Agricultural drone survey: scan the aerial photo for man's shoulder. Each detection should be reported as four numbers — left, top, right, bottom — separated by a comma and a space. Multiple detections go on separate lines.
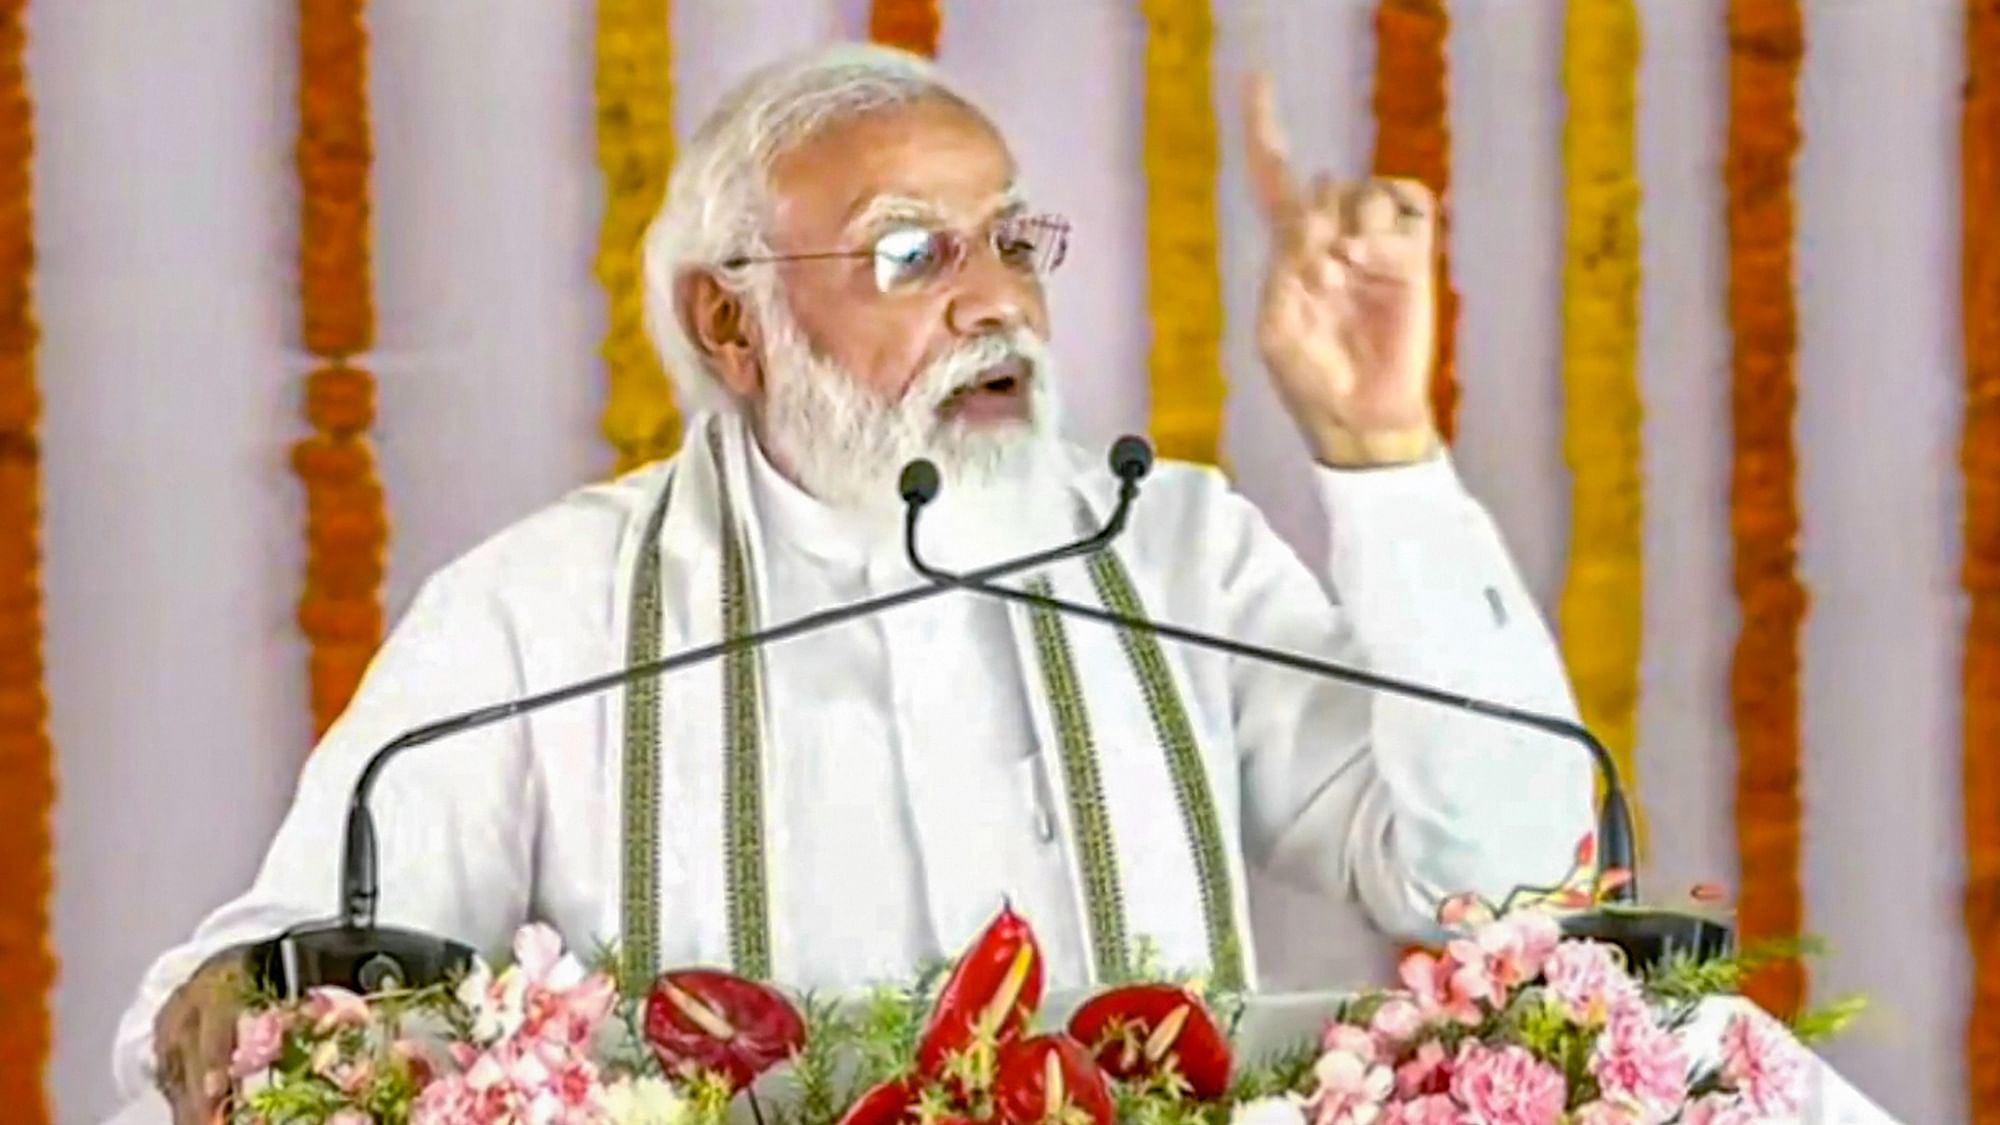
420, 457, 678, 603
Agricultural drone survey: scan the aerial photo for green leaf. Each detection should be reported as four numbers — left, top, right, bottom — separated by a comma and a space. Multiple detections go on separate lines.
1790, 993, 1868, 1046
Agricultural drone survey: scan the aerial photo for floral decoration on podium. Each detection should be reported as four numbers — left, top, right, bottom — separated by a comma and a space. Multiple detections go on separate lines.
221, 837, 1861, 1125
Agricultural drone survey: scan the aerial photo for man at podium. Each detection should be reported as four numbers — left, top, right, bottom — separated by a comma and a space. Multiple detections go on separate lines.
122, 44, 1591, 1123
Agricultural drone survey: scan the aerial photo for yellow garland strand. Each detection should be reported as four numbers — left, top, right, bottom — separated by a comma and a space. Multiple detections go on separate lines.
0, 1, 53, 1117
1962, 0, 2000, 1115
595, 0, 679, 473
1555, 0, 1646, 845
1141, 0, 1225, 465
1726, 0, 1807, 1019
294, 0, 386, 739
870, 0, 940, 56
1369, 0, 1459, 441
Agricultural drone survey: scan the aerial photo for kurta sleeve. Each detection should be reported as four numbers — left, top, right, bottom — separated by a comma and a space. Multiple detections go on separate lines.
111, 569, 540, 1097
1229, 453, 1593, 943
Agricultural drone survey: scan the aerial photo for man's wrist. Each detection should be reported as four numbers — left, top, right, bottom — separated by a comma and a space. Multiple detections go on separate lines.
1305, 419, 1442, 468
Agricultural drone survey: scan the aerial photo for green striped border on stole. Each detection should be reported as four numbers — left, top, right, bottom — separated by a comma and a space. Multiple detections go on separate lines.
1086, 552, 1246, 991
712, 425, 772, 979
1024, 576, 1131, 982
619, 474, 675, 983
618, 425, 773, 982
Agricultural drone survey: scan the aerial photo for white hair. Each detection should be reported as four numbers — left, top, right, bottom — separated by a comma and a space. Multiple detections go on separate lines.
639, 43, 983, 417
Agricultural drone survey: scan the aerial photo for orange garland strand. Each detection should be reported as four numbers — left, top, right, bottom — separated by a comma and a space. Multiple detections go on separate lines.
1370, 0, 1458, 441
1963, 0, 2000, 1115
869, 0, 940, 57
0, 2, 53, 1118
293, 0, 386, 739
1725, 0, 1807, 1019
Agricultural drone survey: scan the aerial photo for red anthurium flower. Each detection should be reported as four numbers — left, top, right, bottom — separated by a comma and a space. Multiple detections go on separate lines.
915, 904, 1045, 1077
1066, 984, 1231, 1100
642, 969, 806, 1093
993, 1035, 1115, 1125
834, 1076, 917, 1125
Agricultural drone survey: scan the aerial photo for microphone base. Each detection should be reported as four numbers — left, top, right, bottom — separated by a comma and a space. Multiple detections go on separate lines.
249, 924, 477, 1000
1558, 908, 1734, 973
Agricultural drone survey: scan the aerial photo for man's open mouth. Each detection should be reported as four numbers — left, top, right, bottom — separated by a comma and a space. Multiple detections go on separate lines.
941, 357, 1034, 421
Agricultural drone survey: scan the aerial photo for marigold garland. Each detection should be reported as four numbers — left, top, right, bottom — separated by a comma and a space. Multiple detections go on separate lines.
294, 0, 387, 739
1555, 0, 1646, 846
1370, 0, 1458, 441
1724, 0, 1807, 1019
595, 0, 679, 473
1962, 0, 2000, 1115
1141, 0, 1225, 464
869, 0, 939, 56
0, 2, 51, 1117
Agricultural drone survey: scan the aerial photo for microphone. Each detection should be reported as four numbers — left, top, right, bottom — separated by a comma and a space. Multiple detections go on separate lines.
249, 441, 1154, 998
902, 452, 1731, 970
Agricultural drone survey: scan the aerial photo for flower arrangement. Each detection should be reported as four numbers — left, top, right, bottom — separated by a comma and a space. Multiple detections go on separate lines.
225, 865, 1859, 1125
1245, 912, 1833, 1125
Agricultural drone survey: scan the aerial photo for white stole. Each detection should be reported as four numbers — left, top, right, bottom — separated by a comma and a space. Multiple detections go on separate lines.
605, 413, 1258, 991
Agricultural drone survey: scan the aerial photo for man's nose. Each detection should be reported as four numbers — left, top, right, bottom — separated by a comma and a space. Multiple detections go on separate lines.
944, 245, 1032, 337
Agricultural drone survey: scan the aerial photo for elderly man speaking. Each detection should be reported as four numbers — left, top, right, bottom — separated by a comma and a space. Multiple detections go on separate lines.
123, 43, 1590, 1122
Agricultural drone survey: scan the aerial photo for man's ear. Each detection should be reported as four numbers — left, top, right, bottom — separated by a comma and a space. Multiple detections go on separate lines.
675, 269, 763, 399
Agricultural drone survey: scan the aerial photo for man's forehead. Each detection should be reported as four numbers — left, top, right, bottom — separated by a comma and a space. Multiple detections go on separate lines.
844, 185, 1025, 229
767, 99, 1019, 236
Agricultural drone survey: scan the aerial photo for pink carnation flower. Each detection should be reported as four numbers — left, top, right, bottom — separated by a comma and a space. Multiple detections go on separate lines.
1448, 1043, 1566, 1125
228, 1009, 287, 1078
1589, 1005, 1688, 1121
1719, 1011, 1807, 1117
1542, 940, 1640, 1026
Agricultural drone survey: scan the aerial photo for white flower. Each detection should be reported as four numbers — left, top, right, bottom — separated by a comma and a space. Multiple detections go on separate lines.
513, 921, 589, 992
1230, 1094, 1308, 1125
457, 956, 530, 1045
601, 1076, 689, 1125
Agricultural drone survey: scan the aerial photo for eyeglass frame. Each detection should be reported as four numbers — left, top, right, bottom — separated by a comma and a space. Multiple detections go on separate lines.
717, 209, 1071, 295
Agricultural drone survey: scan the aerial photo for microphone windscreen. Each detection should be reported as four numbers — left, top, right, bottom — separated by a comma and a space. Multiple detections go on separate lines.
1109, 436, 1154, 482
899, 459, 942, 505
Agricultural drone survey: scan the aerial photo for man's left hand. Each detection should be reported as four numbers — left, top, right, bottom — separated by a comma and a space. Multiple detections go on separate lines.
1242, 73, 1441, 468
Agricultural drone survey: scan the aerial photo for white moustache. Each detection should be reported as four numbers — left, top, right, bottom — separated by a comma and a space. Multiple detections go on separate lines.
910, 331, 1049, 412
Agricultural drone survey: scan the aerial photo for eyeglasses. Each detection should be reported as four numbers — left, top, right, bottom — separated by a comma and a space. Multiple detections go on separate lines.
721, 212, 1071, 294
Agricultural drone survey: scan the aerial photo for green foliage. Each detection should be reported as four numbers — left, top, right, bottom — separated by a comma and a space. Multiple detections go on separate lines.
783, 994, 857, 1125
1790, 992, 1868, 1046
1221, 1040, 1317, 1104
1643, 935, 1824, 1004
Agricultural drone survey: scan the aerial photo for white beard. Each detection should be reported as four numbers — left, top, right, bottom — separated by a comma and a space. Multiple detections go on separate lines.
751, 292, 1062, 513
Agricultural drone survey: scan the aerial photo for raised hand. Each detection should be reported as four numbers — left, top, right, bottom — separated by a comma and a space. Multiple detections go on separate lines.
1243, 72, 1441, 466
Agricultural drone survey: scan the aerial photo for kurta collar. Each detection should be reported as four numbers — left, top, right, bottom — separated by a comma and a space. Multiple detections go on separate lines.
742, 425, 899, 569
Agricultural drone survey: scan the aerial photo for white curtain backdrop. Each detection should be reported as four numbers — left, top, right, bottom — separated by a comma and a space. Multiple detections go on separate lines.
30, 1, 1971, 1121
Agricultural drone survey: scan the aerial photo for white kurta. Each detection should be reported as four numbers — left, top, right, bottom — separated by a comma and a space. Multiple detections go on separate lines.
112, 415, 1591, 1096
